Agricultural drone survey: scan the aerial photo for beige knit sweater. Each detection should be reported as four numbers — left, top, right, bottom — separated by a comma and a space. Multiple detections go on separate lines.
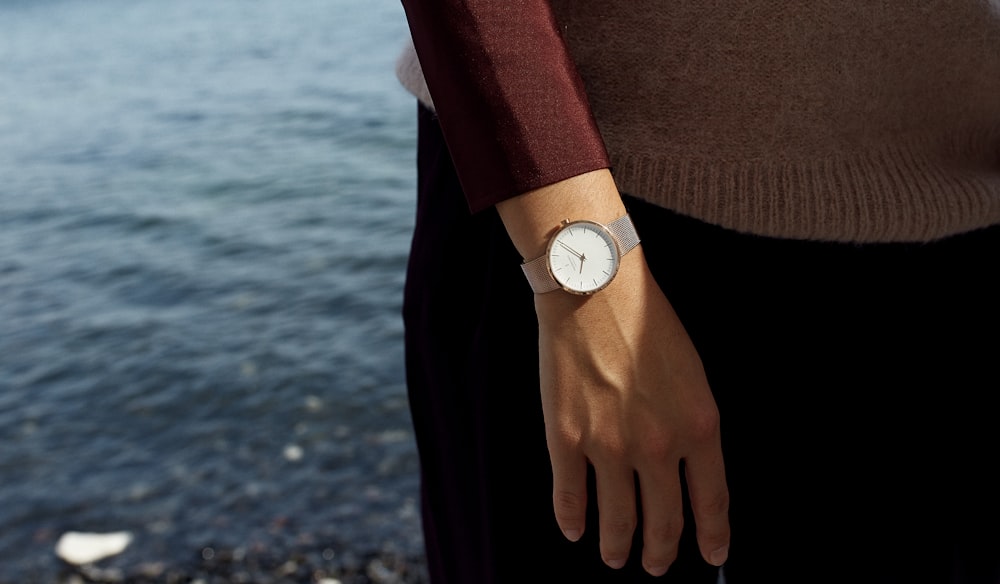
399, 1, 1000, 243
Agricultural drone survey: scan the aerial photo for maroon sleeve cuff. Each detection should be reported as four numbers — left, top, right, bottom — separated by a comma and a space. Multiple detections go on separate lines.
401, 0, 611, 213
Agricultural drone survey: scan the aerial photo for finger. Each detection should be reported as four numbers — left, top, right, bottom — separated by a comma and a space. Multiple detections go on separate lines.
684, 441, 731, 567
547, 435, 589, 542
594, 461, 638, 569
637, 464, 684, 577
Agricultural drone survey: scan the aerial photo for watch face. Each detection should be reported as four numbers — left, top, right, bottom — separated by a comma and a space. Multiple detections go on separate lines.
546, 221, 621, 294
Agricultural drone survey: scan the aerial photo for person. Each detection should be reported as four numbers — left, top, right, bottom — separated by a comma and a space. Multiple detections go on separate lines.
396, 2, 1000, 582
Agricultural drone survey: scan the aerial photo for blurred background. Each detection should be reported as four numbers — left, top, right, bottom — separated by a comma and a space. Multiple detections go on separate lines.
0, 0, 421, 581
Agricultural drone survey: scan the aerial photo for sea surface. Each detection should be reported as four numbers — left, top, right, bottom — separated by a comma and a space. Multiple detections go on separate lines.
0, 0, 421, 580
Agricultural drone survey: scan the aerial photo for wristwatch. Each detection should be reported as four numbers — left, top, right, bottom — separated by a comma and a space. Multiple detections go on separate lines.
520, 214, 640, 294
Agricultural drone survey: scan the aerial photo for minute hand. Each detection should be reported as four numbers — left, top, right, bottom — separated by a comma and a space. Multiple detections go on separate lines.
558, 241, 584, 259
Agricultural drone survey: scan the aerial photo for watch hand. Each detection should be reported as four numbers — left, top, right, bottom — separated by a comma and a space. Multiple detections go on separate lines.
579, 253, 586, 273
558, 241, 584, 259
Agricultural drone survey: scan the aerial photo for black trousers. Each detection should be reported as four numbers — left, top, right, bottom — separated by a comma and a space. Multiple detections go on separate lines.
403, 105, 1000, 584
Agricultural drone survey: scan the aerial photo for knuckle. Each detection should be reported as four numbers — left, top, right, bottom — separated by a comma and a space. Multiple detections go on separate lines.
550, 422, 583, 447
638, 430, 673, 462
688, 405, 721, 442
603, 516, 637, 539
589, 433, 627, 461
645, 518, 683, 544
553, 488, 586, 520
698, 488, 730, 517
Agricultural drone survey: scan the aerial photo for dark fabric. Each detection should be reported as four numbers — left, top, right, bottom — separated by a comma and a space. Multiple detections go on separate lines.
403, 105, 1000, 584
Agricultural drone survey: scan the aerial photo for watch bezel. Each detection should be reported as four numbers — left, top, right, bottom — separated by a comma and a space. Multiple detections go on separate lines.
544, 219, 623, 295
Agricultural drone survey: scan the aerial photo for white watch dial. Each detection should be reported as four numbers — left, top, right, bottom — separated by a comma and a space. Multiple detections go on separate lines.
546, 221, 621, 294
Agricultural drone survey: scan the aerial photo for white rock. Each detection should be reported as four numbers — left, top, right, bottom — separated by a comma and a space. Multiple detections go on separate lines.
56, 531, 133, 565
304, 395, 323, 412
283, 444, 304, 461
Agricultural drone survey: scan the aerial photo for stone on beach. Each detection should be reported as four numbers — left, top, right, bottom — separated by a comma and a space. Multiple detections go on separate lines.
55, 531, 133, 565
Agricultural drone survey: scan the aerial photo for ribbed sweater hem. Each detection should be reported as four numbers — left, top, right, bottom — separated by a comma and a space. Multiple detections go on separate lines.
611, 127, 1000, 243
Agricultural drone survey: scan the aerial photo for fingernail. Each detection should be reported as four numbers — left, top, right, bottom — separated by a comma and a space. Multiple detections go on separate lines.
563, 528, 582, 542
605, 558, 627, 570
709, 545, 729, 566
644, 564, 669, 577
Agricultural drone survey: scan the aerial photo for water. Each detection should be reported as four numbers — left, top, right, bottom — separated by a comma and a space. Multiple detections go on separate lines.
0, 0, 420, 580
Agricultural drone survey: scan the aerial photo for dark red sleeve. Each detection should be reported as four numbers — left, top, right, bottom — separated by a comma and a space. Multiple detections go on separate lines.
400, 0, 611, 213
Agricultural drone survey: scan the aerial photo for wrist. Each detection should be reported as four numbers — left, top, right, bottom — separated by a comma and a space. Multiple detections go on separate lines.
521, 214, 639, 294
533, 248, 650, 323
496, 169, 625, 260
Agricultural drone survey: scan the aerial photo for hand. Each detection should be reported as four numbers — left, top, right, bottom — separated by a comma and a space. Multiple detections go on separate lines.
495, 169, 729, 575
535, 249, 730, 576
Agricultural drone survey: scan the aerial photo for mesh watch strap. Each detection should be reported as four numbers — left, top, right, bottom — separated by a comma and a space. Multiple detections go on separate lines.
520, 214, 640, 294
521, 254, 563, 294
607, 214, 640, 256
